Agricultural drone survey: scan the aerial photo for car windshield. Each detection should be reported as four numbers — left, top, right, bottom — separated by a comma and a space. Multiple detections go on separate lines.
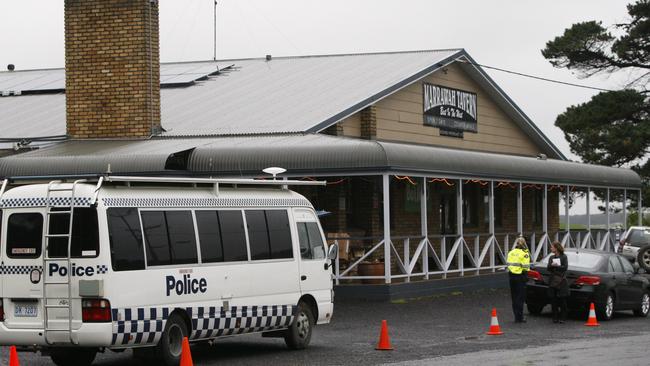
540, 251, 603, 271
627, 229, 650, 246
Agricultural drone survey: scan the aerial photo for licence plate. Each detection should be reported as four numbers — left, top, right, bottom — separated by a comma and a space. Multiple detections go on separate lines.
14, 304, 38, 318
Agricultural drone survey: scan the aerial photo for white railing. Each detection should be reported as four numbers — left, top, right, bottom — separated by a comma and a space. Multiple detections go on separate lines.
330, 232, 526, 284
330, 229, 622, 284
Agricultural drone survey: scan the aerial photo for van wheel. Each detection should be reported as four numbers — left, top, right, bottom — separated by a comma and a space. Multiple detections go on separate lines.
50, 347, 97, 366
157, 313, 189, 366
284, 302, 314, 350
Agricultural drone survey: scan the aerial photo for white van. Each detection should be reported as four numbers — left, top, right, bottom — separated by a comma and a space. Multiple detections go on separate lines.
0, 176, 337, 366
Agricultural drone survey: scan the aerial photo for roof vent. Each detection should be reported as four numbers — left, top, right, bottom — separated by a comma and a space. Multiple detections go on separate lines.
7, 64, 15, 71
265, 54, 272, 61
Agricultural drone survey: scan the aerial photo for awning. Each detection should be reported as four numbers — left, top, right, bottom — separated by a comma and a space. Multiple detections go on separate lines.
0, 134, 641, 189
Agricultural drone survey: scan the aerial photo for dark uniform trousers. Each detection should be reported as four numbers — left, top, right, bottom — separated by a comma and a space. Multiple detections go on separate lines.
509, 272, 527, 321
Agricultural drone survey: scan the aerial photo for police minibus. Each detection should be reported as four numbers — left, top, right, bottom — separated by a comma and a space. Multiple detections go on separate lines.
0, 175, 337, 366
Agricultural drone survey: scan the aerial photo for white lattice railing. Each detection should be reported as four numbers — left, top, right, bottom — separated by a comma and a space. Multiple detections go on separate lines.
329, 230, 622, 285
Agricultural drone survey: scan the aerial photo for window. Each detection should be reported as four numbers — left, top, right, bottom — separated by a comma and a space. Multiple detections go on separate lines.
7, 213, 43, 258
219, 211, 249, 262
196, 211, 224, 263
47, 208, 99, 258
609, 256, 623, 273
618, 256, 635, 274
246, 210, 271, 260
246, 210, 293, 261
265, 210, 293, 259
196, 210, 248, 263
107, 207, 145, 271
141, 211, 198, 266
298, 222, 326, 260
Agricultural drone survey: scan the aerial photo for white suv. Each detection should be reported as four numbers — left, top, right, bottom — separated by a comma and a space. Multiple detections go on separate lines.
619, 226, 650, 270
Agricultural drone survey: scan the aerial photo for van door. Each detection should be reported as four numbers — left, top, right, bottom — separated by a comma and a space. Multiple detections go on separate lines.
293, 209, 331, 319
1, 210, 45, 330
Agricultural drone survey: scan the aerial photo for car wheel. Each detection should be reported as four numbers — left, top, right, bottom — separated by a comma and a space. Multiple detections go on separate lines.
597, 293, 615, 321
633, 292, 650, 317
157, 313, 189, 366
50, 347, 97, 366
637, 246, 650, 272
284, 302, 314, 350
526, 303, 544, 315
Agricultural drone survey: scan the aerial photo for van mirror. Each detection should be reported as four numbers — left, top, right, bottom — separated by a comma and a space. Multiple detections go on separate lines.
327, 243, 338, 261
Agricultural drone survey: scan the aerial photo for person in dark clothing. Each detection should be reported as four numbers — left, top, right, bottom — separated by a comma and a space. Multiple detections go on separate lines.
547, 241, 569, 323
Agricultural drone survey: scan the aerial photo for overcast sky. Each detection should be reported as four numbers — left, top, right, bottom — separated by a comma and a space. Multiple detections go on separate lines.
0, 0, 635, 213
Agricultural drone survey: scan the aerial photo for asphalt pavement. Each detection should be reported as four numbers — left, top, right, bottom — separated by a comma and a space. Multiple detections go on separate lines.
3, 288, 649, 365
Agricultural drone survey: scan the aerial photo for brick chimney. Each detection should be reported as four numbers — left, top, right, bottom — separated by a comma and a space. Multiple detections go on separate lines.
64, 0, 161, 139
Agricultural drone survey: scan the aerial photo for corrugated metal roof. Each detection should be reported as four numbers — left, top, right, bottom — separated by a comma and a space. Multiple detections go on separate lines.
0, 49, 564, 159
0, 134, 640, 188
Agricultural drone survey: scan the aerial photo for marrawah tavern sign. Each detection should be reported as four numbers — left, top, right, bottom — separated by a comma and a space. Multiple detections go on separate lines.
423, 83, 478, 138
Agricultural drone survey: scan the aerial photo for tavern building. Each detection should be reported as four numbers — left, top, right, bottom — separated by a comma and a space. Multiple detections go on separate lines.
0, 0, 642, 300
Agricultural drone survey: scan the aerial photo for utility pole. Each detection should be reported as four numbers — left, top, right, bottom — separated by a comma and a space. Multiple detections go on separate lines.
213, 1, 218, 61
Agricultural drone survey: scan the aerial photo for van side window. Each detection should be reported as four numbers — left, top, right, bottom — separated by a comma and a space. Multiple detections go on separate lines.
196, 210, 248, 263
265, 210, 293, 259
7, 213, 43, 258
47, 207, 99, 258
246, 210, 271, 260
107, 207, 145, 271
297, 222, 326, 260
246, 210, 293, 260
141, 211, 198, 266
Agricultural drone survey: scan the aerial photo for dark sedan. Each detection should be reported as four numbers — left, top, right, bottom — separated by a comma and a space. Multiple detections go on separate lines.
526, 249, 650, 320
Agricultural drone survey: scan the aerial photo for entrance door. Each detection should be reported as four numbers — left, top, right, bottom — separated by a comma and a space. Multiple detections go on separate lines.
293, 209, 330, 317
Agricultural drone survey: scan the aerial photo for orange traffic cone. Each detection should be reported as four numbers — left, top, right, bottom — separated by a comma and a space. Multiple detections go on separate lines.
375, 320, 393, 350
585, 303, 600, 327
180, 337, 193, 366
9, 345, 19, 366
486, 308, 504, 335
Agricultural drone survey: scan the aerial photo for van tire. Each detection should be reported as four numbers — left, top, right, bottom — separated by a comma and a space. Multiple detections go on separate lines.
157, 313, 189, 366
50, 347, 97, 366
284, 302, 314, 350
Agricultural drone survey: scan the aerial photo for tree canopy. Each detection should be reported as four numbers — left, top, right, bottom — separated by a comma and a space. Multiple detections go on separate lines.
542, 0, 650, 207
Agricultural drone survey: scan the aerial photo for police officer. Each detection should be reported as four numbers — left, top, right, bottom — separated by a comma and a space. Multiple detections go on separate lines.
507, 236, 530, 323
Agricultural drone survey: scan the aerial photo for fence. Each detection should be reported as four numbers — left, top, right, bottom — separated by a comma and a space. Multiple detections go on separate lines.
329, 229, 621, 285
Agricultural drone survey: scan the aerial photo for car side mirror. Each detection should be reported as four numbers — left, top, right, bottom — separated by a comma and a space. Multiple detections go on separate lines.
327, 243, 339, 261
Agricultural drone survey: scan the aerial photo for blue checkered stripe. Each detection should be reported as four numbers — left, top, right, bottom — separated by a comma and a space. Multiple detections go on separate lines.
0, 197, 91, 208
191, 305, 296, 340
111, 304, 296, 346
102, 197, 311, 208
0, 264, 42, 275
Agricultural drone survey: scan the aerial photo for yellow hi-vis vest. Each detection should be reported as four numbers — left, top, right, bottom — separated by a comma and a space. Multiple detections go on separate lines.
507, 248, 530, 275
